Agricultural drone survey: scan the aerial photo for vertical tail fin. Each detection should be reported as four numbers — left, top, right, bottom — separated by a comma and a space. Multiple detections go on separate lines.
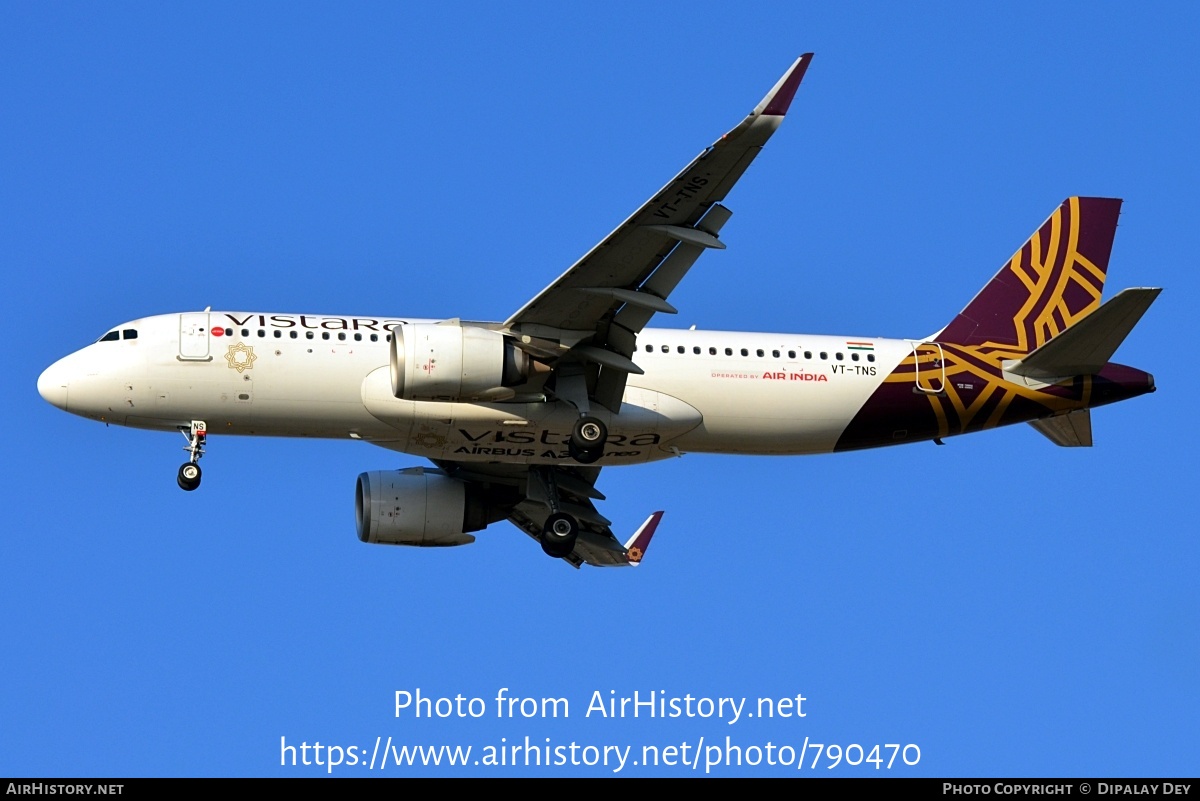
938, 197, 1122, 355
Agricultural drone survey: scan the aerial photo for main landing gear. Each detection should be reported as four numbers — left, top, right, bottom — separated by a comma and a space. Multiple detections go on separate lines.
568, 415, 607, 464
534, 466, 580, 558
540, 512, 579, 559
177, 420, 206, 491
550, 367, 609, 465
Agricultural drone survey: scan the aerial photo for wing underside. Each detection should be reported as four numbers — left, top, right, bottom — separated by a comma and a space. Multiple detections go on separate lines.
503, 54, 814, 415
432, 56, 814, 566
434, 459, 653, 568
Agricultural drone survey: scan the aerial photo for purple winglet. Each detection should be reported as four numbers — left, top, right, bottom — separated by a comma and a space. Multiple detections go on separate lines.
762, 53, 813, 116
624, 511, 664, 565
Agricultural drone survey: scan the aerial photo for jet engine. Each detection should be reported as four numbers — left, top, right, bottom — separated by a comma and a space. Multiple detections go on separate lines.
390, 322, 532, 401
355, 467, 506, 547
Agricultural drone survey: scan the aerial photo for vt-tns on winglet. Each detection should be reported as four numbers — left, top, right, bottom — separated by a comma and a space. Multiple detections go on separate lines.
36, 54, 1159, 568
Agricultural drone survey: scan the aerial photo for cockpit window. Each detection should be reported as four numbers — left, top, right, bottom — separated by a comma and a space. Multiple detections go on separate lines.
97, 330, 119, 343
122, 329, 138, 340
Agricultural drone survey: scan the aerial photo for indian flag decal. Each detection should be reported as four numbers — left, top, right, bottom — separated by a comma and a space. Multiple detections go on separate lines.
846, 341, 874, 351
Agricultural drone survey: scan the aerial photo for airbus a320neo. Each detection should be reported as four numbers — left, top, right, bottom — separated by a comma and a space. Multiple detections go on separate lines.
38, 55, 1159, 567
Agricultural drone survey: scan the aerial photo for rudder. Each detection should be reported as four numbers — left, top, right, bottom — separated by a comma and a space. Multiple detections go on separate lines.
938, 197, 1122, 356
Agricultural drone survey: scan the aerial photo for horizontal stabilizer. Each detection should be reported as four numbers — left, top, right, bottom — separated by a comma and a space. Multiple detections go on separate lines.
1007, 287, 1161, 381
1029, 410, 1093, 447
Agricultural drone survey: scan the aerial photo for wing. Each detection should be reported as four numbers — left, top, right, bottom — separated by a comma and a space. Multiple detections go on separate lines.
428, 57, 812, 565
434, 460, 662, 568
503, 54, 813, 413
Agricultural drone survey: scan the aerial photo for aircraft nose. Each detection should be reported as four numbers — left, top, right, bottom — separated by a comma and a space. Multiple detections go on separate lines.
37, 361, 69, 410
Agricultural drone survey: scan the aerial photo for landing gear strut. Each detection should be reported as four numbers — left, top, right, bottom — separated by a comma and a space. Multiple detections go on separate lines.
177, 420, 206, 491
533, 467, 580, 558
569, 416, 607, 464
551, 367, 609, 465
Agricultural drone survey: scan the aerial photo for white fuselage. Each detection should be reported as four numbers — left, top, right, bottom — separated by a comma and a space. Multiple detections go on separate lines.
38, 311, 909, 466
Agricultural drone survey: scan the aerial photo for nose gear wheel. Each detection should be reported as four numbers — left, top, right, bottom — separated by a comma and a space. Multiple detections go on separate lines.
177, 420, 207, 491
177, 462, 202, 491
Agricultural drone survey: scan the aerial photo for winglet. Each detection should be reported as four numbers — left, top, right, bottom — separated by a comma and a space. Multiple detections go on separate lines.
754, 54, 814, 117
621, 511, 664, 567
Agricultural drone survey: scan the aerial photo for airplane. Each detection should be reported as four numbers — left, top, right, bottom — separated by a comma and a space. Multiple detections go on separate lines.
36, 54, 1160, 568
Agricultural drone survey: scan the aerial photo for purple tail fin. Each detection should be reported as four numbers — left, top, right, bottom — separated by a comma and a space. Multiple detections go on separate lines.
938, 197, 1122, 355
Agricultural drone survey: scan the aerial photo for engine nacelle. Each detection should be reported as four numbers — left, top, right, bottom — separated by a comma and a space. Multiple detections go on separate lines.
390, 322, 530, 401
356, 467, 484, 547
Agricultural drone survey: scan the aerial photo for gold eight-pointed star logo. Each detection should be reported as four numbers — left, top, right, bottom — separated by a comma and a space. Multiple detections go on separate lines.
224, 342, 257, 373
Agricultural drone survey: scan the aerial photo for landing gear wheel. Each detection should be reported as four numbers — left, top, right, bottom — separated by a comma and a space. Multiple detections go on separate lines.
568, 440, 602, 464
570, 416, 607, 452
540, 512, 579, 558
178, 421, 207, 491
177, 462, 202, 491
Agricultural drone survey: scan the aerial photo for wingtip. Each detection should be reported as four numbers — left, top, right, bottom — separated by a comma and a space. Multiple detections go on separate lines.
760, 53, 813, 117
623, 510, 664, 565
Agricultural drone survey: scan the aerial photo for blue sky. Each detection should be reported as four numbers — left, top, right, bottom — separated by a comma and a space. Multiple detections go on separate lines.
3, 3, 1197, 777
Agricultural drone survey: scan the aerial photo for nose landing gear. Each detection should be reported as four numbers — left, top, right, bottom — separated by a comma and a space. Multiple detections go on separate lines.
177, 462, 202, 491
177, 420, 206, 491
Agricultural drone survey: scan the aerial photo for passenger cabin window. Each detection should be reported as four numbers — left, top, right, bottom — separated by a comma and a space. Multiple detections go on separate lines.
677, 346, 684, 354
804, 351, 812, 359
788, 350, 796, 359
756, 349, 764, 357
98, 330, 119, 343
306, 331, 314, 340
693, 346, 701, 354
290, 331, 298, 339
820, 352, 828, 360
725, 347, 732, 356
274, 330, 282, 338
709, 347, 717, 355
354, 333, 362, 342
836, 352, 843, 361
257, 330, 265, 338
867, 354, 875, 362
661, 345, 669, 353
242, 329, 249, 337
322, 332, 330, 340
338, 333, 346, 341
851, 353, 860, 361
122, 329, 138, 340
